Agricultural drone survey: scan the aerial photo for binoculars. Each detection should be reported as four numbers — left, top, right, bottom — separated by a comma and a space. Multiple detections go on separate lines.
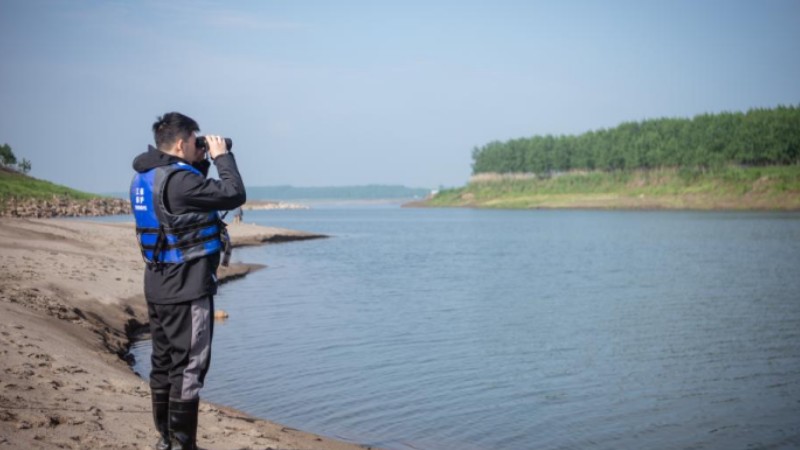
196, 136, 233, 151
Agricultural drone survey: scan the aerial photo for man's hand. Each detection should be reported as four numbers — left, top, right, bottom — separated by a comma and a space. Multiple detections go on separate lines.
206, 135, 227, 160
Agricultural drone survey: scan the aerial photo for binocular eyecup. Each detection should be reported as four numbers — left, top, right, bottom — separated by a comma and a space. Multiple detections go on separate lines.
196, 137, 233, 151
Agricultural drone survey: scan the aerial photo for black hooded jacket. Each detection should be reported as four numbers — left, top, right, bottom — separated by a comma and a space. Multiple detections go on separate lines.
131, 145, 246, 304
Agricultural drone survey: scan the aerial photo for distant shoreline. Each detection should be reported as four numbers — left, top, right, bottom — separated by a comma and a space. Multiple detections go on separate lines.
243, 199, 310, 210
407, 192, 800, 211
412, 167, 800, 211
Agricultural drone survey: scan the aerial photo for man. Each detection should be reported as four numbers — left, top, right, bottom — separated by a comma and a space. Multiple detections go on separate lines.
130, 112, 246, 450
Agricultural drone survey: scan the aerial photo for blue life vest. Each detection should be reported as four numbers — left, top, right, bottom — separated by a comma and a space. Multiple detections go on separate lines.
130, 162, 227, 265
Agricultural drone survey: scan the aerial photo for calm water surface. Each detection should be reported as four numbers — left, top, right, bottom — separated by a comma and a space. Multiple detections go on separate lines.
129, 207, 800, 449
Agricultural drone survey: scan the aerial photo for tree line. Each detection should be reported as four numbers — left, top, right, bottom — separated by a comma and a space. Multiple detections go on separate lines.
471, 105, 800, 175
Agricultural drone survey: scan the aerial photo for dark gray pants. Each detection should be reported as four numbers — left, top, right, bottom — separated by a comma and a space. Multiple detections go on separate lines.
148, 296, 214, 400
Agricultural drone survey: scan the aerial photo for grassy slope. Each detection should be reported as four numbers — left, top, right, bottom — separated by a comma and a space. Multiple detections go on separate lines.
425, 166, 800, 210
0, 168, 98, 201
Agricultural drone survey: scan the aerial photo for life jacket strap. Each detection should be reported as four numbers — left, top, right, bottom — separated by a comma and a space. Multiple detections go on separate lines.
135, 218, 219, 235
219, 220, 232, 267
151, 224, 166, 265
139, 232, 221, 251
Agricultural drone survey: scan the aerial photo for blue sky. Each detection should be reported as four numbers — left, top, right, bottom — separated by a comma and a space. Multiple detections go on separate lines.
1, 0, 798, 193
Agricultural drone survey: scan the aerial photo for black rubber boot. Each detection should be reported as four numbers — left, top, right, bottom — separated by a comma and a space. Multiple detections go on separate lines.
151, 389, 171, 450
169, 398, 200, 450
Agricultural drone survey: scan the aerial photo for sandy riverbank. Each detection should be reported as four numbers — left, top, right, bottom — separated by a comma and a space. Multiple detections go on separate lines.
0, 218, 373, 449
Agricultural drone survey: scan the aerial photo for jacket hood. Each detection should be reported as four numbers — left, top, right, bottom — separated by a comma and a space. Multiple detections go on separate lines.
132, 145, 210, 176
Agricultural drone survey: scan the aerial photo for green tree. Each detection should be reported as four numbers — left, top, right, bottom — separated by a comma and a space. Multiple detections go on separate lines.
18, 158, 32, 174
0, 143, 17, 167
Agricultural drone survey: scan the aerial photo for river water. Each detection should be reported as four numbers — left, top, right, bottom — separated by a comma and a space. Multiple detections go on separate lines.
129, 206, 800, 449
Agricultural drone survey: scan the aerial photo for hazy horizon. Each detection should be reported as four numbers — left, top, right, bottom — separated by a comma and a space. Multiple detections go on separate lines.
101, 183, 432, 201
2, 1, 799, 193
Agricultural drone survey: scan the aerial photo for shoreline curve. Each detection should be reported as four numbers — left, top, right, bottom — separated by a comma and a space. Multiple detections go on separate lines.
0, 217, 375, 450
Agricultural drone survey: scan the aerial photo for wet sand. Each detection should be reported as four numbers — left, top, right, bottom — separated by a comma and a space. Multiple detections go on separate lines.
0, 218, 373, 449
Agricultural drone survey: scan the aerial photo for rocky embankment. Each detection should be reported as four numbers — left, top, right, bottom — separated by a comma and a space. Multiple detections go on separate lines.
1, 196, 131, 218
0, 196, 313, 218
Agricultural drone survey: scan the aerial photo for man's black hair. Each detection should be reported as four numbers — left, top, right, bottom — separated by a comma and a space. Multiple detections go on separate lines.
152, 112, 200, 151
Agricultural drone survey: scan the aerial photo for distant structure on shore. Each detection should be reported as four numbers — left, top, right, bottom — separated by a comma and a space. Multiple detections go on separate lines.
246, 185, 431, 201
242, 200, 310, 211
